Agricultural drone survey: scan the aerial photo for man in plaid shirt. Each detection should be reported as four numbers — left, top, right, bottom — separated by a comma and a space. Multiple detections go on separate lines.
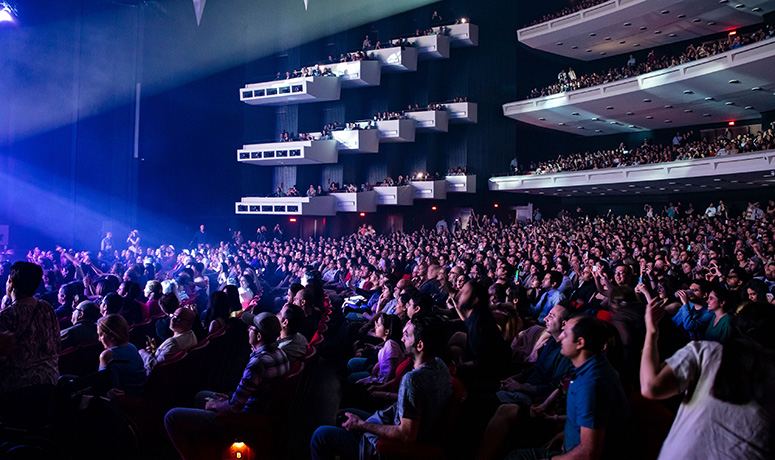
165, 312, 289, 460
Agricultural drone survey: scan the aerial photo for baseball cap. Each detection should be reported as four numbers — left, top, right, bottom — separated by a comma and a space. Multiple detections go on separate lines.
241, 311, 281, 342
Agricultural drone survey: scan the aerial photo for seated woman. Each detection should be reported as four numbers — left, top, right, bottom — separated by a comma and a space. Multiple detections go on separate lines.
97, 314, 146, 395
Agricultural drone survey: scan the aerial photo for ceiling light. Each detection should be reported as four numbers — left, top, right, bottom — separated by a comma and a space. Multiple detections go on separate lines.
606, 106, 614, 110
646, 115, 654, 119
703, 114, 711, 117
669, 33, 677, 37
633, 43, 640, 47
589, 32, 597, 37
725, 101, 734, 105
745, 106, 754, 109
654, 30, 662, 34
643, 98, 651, 102
571, 46, 578, 49
708, 21, 716, 25
664, 105, 673, 108
729, 79, 740, 84
624, 22, 631, 26
683, 90, 693, 94
661, 10, 670, 14
600, 52, 606, 55
752, 7, 762, 11
620, 40, 626, 44
665, 120, 672, 123
693, 18, 701, 22
684, 109, 693, 113
705, 96, 714, 100
558, 122, 565, 126
640, 26, 647, 30
538, 117, 546, 121
605, 37, 612, 41
626, 111, 634, 115
595, 129, 602, 133
678, 14, 686, 18
734, 4, 745, 8
571, 112, 580, 115
751, 87, 762, 91
556, 42, 563, 46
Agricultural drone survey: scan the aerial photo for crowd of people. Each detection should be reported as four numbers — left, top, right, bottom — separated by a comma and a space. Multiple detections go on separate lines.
526, 24, 775, 100
513, 127, 775, 175
524, 0, 610, 27
2, 201, 775, 458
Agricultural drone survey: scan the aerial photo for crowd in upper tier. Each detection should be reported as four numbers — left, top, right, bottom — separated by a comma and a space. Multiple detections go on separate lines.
524, 0, 610, 28
510, 127, 775, 175
2, 202, 775, 458
525, 24, 775, 100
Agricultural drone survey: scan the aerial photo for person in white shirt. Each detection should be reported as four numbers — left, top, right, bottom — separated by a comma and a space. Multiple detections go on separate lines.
704, 203, 717, 218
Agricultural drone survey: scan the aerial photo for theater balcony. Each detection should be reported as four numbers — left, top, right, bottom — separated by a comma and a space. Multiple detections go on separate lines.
237, 140, 339, 166
367, 47, 419, 72
503, 38, 775, 136
433, 23, 479, 47
489, 149, 775, 196
517, 0, 775, 61
441, 102, 478, 124
240, 75, 341, 106
446, 175, 476, 193
331, 191, 378, 213
325, 60, 382, 88
332, 129, 380, 153
376, 119, 417, 143
405, 109, 449, 132
411, 180, 448, 200
405, 34, 451, 60
235, 196, 338, 216
373, 185, 415, 205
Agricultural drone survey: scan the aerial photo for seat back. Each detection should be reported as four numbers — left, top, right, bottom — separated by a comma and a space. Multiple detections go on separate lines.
128, 319, 154, 349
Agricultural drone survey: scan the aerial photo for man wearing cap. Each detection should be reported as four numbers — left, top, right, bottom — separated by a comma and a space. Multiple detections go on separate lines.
165, 312, 289, 460
60, 300, 101, 349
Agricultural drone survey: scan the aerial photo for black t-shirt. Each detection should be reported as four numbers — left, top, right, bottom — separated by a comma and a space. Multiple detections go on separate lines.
464, 306, 510, 380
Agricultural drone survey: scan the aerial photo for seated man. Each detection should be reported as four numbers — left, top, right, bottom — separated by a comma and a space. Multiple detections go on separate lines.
277, 303, 308, 362
60, 300, 101, 349
165, 312, 289, 460
529, 272, 565, 325
139, 307, 198, 372
310, 313, 452, 460
508, 314, 630, 460
477, 302, 573, 460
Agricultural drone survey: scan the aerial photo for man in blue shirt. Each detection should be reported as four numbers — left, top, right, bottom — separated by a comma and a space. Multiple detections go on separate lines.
507, 314, 629, 460
672, 281, 712, 340
530, 271, 565, 325
477, 301, 573, 460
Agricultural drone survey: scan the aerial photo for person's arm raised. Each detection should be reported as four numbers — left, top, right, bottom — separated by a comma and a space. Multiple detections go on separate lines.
640, 298, 680, 400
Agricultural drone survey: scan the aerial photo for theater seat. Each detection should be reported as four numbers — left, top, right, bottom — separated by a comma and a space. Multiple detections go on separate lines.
375, 377, 467, 459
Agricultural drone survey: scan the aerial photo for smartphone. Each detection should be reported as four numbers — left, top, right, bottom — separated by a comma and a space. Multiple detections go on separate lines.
513, 269, 520, 284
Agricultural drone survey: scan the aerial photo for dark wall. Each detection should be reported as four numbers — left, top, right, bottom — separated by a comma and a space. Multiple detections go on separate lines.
0, 0, 138, 251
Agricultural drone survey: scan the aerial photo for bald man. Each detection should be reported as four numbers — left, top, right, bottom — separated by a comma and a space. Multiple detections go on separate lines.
139, 307, 198, 372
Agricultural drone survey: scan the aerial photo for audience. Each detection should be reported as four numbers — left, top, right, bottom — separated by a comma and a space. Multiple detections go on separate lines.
511, 128, 775, 176
526, 24, 775, 99
7, 199, 775, 458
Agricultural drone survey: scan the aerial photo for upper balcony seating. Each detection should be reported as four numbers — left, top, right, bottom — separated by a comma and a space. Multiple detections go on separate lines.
503, 35, 775, 136
517, 0, 775, 61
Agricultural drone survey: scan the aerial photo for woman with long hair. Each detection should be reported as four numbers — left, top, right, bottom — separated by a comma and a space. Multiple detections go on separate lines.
641, 299, 775, 459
